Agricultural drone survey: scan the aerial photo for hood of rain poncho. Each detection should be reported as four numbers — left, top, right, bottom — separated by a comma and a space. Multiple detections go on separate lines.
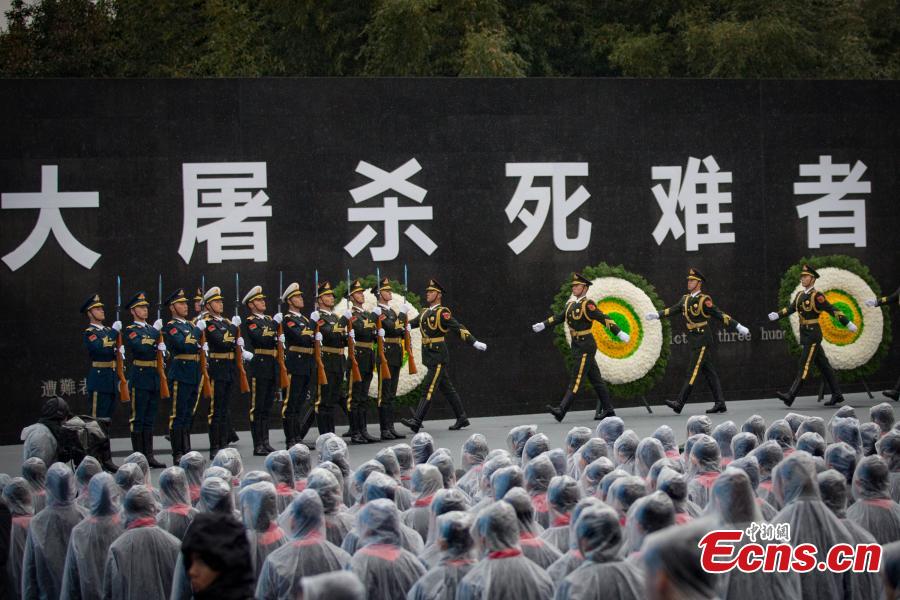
159, 466, 191, 508
461, 433, 489, 471
474, 501, 519, 554
860, 422, 880, 456
124, 451, 151, 486
307, 468, 343, 514
579, 457, 616, 496
830, 404, 857, 424
123, 484, 158, 524
265, 450, 295, 488
613, 431, 639, 472
682, 434, 705, 475
178, 450, 206, 491
362, 471, 398, 504
288, 443, 312, 479
871, 402, 895, 433
622, 491, 675, 555
607, 475, 647, 519
635, 437, 666, 478
784, 412, 806, 434
686, 415, 712, 437
832, 416, 862, 454
884, 541, 900, 592
825, 442, 858, 485
491, 465, 524, 501
502, 486, 541, 535
599, 469, 629, 501
741, 414, 766, 443
436, 510, 474, 559
203, 465, 232, 481
373, 447, 401, 479
690, 435, 721, 475
352, 460, 387, 499
88, 471, 120, 516
506, 424, 537, 461
521, 433, 550, 467
391, 443, 414, 472
712, 421, 737, 461
574, 438, 609, 474
731, 432, 758, 460
181, 512, 255, 600
797, 415, 826, 439
765, 420, 794, 452
426, 488, 470, 546
212, 447, 245, 481
877, 431, 900, 471
709, 468, 761, 525
358, 497, 402, 547
565, 427, 592, 456
796, 432, 826, 458
728, 456, 762, 491
427, 451, 456, 489
575, 505, 623, 562
647, 458, 683, 490
652, 424, 678, 454
482, 454, 514, 496
240, 481, 278, 531
773, 451, 822, 505
75, 455, 101, 490
198, 476, 234, 514
412, 463, 443, 504
241, 470, 273, 488
46, 462, 77, 507
3, 476, 34, 515
852, 454, 893, 501
643, 521, 717, 599
22, 456, 47, 490
595, 417, 625, 446
301, 571, 365, 600
548, 475, 582, 518
288, 488, 326, 539
751, 441, 783, 478
320, 437, 351, 477
115, 462, 144, 492
818, 469, 849, 517
545, 448, 567, 475
657, 465, 688, 499
412, 431, 436, 465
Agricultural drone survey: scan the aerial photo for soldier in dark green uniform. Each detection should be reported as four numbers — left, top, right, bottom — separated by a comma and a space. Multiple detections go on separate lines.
190, 287, 209, 435
200, 286, 240, 459
123, 291, 166, 467
279, 282, 316, 448
243, 285, 280, 456
400, 278, 486, 433
647, 268, 750, 415
768, 264, 858, 407
532, 273, 629, 422
866, 286, 899, 401
372, 277, 406, 440
81, 293, 122, 421
162, 288, 203, 463
310, 280, 348, 436
345, 278, 380, 445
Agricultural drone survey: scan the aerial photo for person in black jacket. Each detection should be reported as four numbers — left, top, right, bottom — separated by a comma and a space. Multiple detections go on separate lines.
181, 512, 255, 600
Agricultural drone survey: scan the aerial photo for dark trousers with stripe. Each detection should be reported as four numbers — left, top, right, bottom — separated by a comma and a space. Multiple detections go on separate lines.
315, 358, 344, 434
676, 345, 724, 405
90, 391, 117, 420
250, 376, 276, 425
283, 367, 313, 420
348, 368, 374, 412
209, 379, 232, 426
787, 341, 841, 398
565, 351, 613, 412
378, 363, 401, 408
129, 387, 159, 432
411, 363, 466, 423
169, 381, 198, 431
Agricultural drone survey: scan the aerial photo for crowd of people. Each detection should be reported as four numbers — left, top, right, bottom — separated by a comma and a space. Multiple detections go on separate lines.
3, 400, 900, 600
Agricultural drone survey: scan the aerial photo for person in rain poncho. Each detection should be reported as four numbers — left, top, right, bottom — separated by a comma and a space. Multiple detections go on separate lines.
646, 458, 683, 492
521, 434, 550, 469
798, 415, 827, 439
871, 402, 895, 434
417, 487, 468, 567
656, 467, 697, 523
570, 439, 608, 483
506, 425, 537, 465
490, 466, 524, 502
456, 501, 553, 600
318, 437, 354, 507
548, 448, 570, 476
642, 521, 718, 600
123, 452, 157, 495
597, 469, 629, 503
554, 505, 644, 600
212, 447, 244, 506
832, 416, 863, 455
346, 460, 386, 513
181, 512, 255, 600
157, 466, 197, 540
502, 487, 561, 569
825, 441, 858, 493
686, 414, 712, 437
577, 457, 615, 498
102, 485, 180, 600
731, 432, 758, 461
408, 510, 476, 600
288, 443, 311, 492
770, 451, 854, 600
372, 447, 414, 509
339, 472, 424, 556
845, 454, 900, 544
652, 425, 681, 463
411, 431, 436, 465
728, 456, 778, 520
264, 451, 299, 514
4, 477, 33, 599
594, 417, 624, 448
524, 454, 555, 528
113, 462, 144, 499
635, 437, 665, 480
74, 457, 101, 513
391, 443, 415, 489
22, 463, 84, 600
741, 414, 766, 443
305, 467, 354, 546
403, 463, 444, 540
238, 481, 287, 578
817, 469, 884, 599
612, 430, 639, 475
349, 498, 425, 600
564, 427, 592, 477
545, 496, 604, 582
859, 422, 880, 457
539, 475, 583, 554
751, 441, 784, 510
21, 457, 47, 514
298, 571, 364, 600
427, 450, 461, 494
60, 472, 123, 600
686, 435, 721, 508
707, 468, 802, 600
712, 421, 737, 466
179, 452, 206, 506
796, 431, 826, 459
877, 430, 900, 502
607, 476, 648, 530
454, 434, 488, 499
255, 490, 350, 600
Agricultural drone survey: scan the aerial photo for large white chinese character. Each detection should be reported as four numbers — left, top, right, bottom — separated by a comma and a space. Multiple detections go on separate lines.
2, 166, 101, 271
504, 163, 592, 254
794, 155, 868, 248
651, 156, 734, 251
344, 158, 436, 261
58, 378, 76, 396
40, 380, 58, 398
179, 163, 271, 264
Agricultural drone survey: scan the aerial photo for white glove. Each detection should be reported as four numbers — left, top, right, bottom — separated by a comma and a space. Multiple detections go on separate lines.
402, 303, 412, 315
378, 328, 385, 337
202, 342, 209, 355
310, 310, 320, 322
372, 306, 382, 316
406, 324, 412, 332
157, 342, 167, 353
617, 331, 630, 343
865, 299, 878, 308
645, 312, 659, 321
473, 341, 487, 351
315, 332, 323, 342
736, 324, 749, 336
118, 345, 125, 358
767, 312, 779, 321
343, 310, 353, 320
532, 322, 545, 333
152, 319, 163, 331
349, 329, 356, 340
273, 312, 283, 324
278, 334, 285, 344
242, 350, 253, 361
231, 315, 242, 327
195, 319, 206, 330
847, 321, 858, 333
112, 321, 122, 332
236, 337, 245, 348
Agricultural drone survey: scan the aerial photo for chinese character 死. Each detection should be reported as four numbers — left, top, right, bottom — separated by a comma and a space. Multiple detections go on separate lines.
344, 158, 436, 261
58, 378, 76, 396
651, 156, 735, 251
794, 155, 869, 248
504, 163, 592, 254
178, 163, 272, 264
2, 165, 101, 271
40, 380, 58, 398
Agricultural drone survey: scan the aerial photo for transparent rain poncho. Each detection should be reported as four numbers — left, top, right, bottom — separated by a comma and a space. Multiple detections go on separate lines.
825, 441, 858, 487
349, 499, 426, 600
578, 457, 615, 498
316, 461, 349, 511
728, 456, 777, 521
635, 437, 665, 479
829, 405, 858, 430
288, 443, 312, 491
349, 460, 386, 508
255, 490, 351, 600
796, 432, 826, 458
306, 467, 354, 546
114, 462, 145, 497
22, 457, 48, 514
501, 487, 561, 569
784, 412, 807, 435
417, 487, 469, 567
860, 422, 881, 457
299, 571, 364, 600
402, 463, 444, 540
196, 476, 237, 518
871, 402, 896, 434
598, 469, 629, 503
265, 450, 299, 514
21, 421, 57, 467
60, 472, 123, 600
612, 431, 639, 475
731, 432, 759, 461
651, 424, 680, 462
607, 476, 648, 526
620, 491, 675, 558
391, 443, 415, 489
371, 449, 415, 512
876, 431, 900, 502
647, 458, 683, 492
239, 481, 287, 578
22, 462, 84, 600
571, 438, 609, 482
427, 450, 458, 491
741, 414, 766, 444
156, 466, 196, 540
521, 433, 550, 469
317, 439, 352, 506
564, 427, 592, 473
178, 451, 206, 506
412, 431, 436, 465
751, 441, 784, 510
831, 417, 863, 455
797, 415, 827, 440
764, 420, 795, 456
506, 425, 537, 465
74, 456, 101, 512
408, 510, 477, 600
212, 447, 245, 503
457, 434, 489, 499
202, 465, 231, 482
594, 417, 624, 447
4, 477, 34, 599
545, 448, 567, 476
539, 475, 582, 554
712, 421, 737, 465
490, 466, 524, 501
339, 473, 424, 557
686, 435, 721, 508
656, 466, 698, 523
545, 496, 605, 582
242, 470, 274, 489
471, 454, 513, 515
124, 452, 154, 491
686, 414, 712, 437
846, 454, 900, 544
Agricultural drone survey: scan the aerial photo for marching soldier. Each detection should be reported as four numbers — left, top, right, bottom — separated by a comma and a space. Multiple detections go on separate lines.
162, 288, 203, 463
200, 286, 244, 459
400, 278, 486, 433
866, 286, 899, 401
346, 278, 379, 445
768, 263, 858, 407
533, 273, 629, 422
190, 287, 209, 434
123, 292, 166, 468
647, 268, 750, 415
81, 293, 122, 421
279, 282, 316, 448
243, 285, 280, 456
310, 281, 348, 436
372, 277, 406, 440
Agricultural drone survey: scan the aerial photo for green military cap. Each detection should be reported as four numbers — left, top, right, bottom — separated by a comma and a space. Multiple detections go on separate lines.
800, 264, 820, 279
164, 288, 189, 306
81, 293, 103, 313
126, 291, 150, 310
317, 281, 335, 298
571, 273, 591, 287
687, 268, 706, 282
349, 278, 365, 295
426, 278, 445, 294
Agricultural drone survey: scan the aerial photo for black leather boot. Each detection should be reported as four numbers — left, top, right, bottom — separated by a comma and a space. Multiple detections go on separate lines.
359, 407, 379, 442
379, 405, 396, 441
251, 422, 267, 456
209, 423, 222, 460
143, 430, 166, 468
387, 404, 405, 439
131, 432, 143, 455
171, 428, 184, 464
547, 391, 575, 423
705, 403, 727, 414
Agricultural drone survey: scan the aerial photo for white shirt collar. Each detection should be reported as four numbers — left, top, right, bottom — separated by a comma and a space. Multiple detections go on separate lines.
803, 285, 815, 294
134, 320, 147, 326
174, 317, 186, 323
90, 323, 105, 330
378, 303, 391, 309
253, 313, 266, 318
288, 310, 303, 317
690, 289, 701, 298
319, 308, 333, 315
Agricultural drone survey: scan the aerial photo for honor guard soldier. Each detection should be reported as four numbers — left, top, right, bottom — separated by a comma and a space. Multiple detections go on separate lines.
400, 278, 486, 433
346, 278, 379, 445
372, 277, 406, 440
243, 285, 280, 456
279, 282, 316, 448
532, 273, 629, 422
866, 286, 899, 400
310, 281, 348, 436
190, 287, 209, 432
647, 268, 750, 415
82, 294, 123, 428
768, 264, 858, 407
123, 292, 166, 468
163, 288, 203, 463
200, 286, 241, 459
